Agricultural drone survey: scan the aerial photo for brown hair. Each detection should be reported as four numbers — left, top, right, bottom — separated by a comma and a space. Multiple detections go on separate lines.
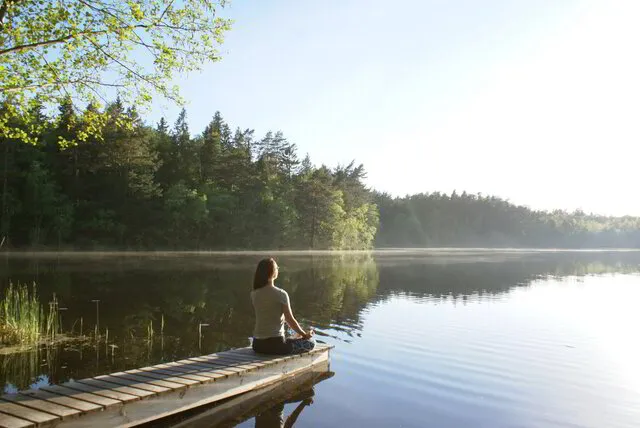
253, 258, 277, 290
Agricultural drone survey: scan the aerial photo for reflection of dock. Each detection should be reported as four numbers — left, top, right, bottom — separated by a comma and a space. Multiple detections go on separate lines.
0, 344, 333, 427
169, 361, 334, 427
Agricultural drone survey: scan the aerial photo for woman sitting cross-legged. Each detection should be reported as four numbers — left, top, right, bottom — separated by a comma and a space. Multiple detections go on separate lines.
251, 258, 315, 355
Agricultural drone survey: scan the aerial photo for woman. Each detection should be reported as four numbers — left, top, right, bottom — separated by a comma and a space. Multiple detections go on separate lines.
251, 258, 315, 355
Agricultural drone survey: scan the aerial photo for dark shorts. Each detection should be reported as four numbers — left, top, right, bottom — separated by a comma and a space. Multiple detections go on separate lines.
252, 335, 316, 355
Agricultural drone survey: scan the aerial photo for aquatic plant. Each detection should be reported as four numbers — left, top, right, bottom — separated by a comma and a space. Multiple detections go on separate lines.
44, 293, 61, 342
0, 283, 43, 345
0, 283, 65, 346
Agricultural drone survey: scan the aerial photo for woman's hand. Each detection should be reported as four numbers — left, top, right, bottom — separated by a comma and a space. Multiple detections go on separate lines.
302, 329, 315, 340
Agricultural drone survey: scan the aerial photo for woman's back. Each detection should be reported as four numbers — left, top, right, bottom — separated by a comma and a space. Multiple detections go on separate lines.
251, 285, 289, 339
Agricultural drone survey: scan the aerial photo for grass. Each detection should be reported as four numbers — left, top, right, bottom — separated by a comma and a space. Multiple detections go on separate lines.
0, 283, 43, 345
0, 282, 60, 346
45, 293, 61, 341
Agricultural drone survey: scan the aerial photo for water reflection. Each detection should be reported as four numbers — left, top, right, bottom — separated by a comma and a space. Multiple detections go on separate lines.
154, 366, 334, 428
1, 250, 640, 390
253, 387, 315, 428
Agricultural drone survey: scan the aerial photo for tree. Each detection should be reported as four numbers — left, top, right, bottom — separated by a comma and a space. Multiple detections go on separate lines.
170, 108, 200, 187
164, 182, 208, 248
295, 167, 345, 249
23, 160, 71, 245
0, 0, 231, 145
200, 112, 224, 184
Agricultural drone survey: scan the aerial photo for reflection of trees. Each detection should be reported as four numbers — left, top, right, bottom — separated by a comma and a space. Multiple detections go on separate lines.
375, 251, 640, 299
1, 345, 59, 391
279, 254, 379, 330
1, 349, 40, 392
1, 251, 640, 388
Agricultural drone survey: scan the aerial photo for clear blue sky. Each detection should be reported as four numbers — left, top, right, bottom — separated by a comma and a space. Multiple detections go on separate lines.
148, 0, 640, 216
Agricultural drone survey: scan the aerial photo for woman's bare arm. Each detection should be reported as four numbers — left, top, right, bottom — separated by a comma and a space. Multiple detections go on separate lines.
283, 302, 313, 339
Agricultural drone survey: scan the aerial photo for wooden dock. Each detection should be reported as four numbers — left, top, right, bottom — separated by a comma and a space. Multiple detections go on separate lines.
0, 344, 333, 427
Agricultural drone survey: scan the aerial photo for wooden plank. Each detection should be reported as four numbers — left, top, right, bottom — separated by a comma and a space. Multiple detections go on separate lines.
193, 359, 259, 372
120, 369, 200, 386
155, 360, 212, 373
207, 350, 277, 361
187, 358, 256, 373
97, 373, 185, 391
173, 359, 235, 377
18, 389, 100, 413
142, 363, 214, 381
40, 385, 119, 408
213, 352, 275, 366
0, 412, 33, 428
75, 378, 154, 399
1, 393, 79, 418
221, 350, 294, 365
217, 356, 278, 369
163, 362, 228, 379
204, 356, 266, 370
0, 401, 58, 425
90, 374, 169, 394
91, 374, 171, 394
182, 358, 244, 375
132, 365, 210, 383
60, 380, 140, 403
192, 354, 263, 370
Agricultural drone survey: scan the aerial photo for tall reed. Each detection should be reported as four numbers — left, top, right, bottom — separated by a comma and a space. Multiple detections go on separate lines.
0, 283, 43, 345
45, 293, 60, 342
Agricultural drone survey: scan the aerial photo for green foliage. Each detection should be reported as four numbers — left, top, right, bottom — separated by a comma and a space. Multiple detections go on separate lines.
0, 282, 62, 346
0, 0, 231, 145
375, 192, 640, 248
0, 101, 378, 250
4, 97, 640, 250
0, 282, 42, 345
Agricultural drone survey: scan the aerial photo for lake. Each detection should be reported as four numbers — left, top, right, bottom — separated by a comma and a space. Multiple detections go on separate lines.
1, 250, 640, 427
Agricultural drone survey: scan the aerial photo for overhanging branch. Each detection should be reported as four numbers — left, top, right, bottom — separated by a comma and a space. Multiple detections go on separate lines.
0, 24, 155, 56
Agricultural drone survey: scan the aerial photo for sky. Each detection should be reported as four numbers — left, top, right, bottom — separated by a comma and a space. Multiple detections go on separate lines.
148, 0, 640, 217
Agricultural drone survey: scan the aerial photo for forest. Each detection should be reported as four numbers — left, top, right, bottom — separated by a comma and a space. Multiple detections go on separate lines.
1, 100, 640, 250
375, 192, 640, 248
0, 100, 378, 250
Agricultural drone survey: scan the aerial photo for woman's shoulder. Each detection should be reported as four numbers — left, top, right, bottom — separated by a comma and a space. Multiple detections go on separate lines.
273, 285, 288, 293
274, 286, 290, 304
251, 285, 287, 295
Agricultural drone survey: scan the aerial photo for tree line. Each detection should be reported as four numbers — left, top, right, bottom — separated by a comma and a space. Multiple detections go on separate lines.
375, 191, 640, 248
0, 99, 378, 250
2, 100, 640, 250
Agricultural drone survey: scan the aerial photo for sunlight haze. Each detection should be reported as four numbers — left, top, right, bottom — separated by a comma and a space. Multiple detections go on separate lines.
150, 0, 640, 216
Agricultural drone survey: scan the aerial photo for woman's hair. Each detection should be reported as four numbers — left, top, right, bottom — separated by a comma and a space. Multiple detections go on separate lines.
253, 258, 277, 290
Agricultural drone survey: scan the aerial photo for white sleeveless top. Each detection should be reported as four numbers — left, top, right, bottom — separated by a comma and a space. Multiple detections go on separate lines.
250, 285, 290, 339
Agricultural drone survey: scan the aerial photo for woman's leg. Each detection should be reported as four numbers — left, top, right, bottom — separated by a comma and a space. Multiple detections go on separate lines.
252, 336, 291, 355
285, 337, 316, 354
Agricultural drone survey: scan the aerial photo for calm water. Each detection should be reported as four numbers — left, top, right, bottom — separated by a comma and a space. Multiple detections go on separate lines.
1, 250, 640, 427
